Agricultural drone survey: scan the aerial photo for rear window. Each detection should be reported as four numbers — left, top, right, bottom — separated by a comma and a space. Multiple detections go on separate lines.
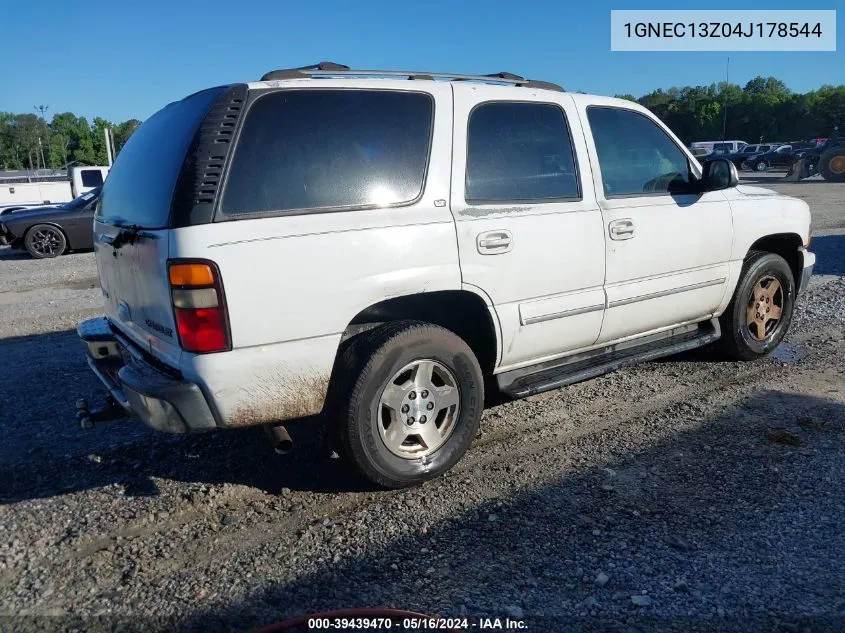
96, 87, 224, 228
220, 89, 434, 216
80, 169, 103, 187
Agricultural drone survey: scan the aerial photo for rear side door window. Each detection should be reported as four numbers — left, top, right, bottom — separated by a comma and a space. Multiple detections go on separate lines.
220, 90, 434, 216
586, 106, 691, 197
465, 102, 579, 202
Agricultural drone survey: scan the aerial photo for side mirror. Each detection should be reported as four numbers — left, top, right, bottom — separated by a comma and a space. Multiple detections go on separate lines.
701, 158, 738, 191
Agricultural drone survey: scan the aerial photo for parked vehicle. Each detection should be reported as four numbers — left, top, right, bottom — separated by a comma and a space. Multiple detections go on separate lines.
727, 143, 780, 169
0, 166, 109, 215
746, 145, 798, 171
77, 63, 814, 489
690, 140, 748, 154
706, 142, 740, 157
689, 147, 711, 159
790, 127, 845, 182
0, 187, 101, 258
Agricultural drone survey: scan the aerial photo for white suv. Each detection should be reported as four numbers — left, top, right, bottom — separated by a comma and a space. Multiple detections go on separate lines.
78, 63, 815, 488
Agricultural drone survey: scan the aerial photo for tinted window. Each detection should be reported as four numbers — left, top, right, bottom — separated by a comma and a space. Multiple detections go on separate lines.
97, 87, 225, 228
221, 90, 433, 215
466, 102, 578, 202
80, 169, 103, 187
587, 107, 690, 197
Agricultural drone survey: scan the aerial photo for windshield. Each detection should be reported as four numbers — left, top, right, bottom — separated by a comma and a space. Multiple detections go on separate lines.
59, 187, 100, 209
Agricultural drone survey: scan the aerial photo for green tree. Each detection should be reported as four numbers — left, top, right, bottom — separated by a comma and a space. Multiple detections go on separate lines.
72, 117, 97, 164
91, 117, 114, 164
112, 119, 142, 153
49, 112, 80, 167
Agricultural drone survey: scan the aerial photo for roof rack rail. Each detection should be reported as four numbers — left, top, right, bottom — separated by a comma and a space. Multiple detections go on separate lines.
259, 64, 563, 91
261, 61, 351, 81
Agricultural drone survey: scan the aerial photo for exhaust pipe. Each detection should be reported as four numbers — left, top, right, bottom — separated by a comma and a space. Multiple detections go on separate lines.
264, 422, 294, 455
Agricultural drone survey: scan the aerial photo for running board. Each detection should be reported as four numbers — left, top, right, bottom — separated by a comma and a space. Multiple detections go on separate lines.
497, 318, 721, 399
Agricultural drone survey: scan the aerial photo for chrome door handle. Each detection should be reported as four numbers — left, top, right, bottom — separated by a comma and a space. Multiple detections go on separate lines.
477, 230, 513, 254
609, 219, 635, 240
479, 237, 511, 248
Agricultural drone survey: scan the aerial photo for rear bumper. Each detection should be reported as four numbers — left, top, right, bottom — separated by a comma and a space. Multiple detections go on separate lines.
798, 248, 815, 297
78, 317, 217, 433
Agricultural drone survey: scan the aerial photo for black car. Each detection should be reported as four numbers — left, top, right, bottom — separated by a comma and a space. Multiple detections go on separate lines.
0, 187, 100, 258
727, 143, 780, 169
744, 145, 798, 172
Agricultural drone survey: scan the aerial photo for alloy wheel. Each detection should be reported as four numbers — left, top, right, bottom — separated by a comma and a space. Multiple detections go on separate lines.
746, 275, 783, 341
377, 359, 461, 458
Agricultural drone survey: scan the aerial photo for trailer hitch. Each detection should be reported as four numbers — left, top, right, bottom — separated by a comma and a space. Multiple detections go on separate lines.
75, 396, 128, 429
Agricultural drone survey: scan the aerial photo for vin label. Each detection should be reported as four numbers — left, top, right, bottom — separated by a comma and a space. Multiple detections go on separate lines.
611, 10, 836, 51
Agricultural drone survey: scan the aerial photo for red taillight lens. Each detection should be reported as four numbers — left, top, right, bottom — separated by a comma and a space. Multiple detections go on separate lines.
168, 259, 230, 354
174, 307, 227, 353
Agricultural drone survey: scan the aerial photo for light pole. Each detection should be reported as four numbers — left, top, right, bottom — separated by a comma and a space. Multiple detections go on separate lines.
721, 57, 730, 142
34, 105, 50, 169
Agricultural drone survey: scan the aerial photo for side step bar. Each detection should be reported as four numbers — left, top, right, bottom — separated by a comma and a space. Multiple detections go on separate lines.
497, 318, 721, 399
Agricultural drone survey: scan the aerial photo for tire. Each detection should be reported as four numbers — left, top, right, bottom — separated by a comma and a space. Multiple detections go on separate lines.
819, 148, 845, 182
754, 160, 768, 172
330, 320, 484, 489
718, 252, 795, 361
24, 224, 67, 259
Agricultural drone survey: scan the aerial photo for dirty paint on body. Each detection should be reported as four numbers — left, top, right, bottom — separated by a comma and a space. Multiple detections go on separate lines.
225, 371, 330, 428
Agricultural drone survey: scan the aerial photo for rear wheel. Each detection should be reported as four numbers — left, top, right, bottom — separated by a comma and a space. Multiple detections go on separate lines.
330, 321, 484, 489
718, 252, 795, 361
819, 148, 845, 182
24, 224, 66, 259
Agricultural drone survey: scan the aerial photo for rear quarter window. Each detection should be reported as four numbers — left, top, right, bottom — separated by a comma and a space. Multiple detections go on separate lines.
219, 89, 434, 216
96, 87, 225, 228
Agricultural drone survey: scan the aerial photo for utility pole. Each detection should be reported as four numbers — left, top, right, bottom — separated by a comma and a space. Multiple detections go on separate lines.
104, 127, 113, 166
34, 105, 50, 169
38, 137, 47, 172
721, 57, 730, 141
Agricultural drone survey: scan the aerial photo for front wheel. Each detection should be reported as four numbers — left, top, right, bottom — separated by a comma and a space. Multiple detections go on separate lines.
25, 224, 67, 259
718, 252, 795, 361
331, 321, 484, 489
754, 160, 769, 172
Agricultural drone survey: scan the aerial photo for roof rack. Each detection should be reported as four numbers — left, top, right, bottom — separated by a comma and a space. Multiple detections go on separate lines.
260, 63, 564, 91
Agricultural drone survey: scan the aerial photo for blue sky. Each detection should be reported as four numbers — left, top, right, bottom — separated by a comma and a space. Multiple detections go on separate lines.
3, 0, 842, 123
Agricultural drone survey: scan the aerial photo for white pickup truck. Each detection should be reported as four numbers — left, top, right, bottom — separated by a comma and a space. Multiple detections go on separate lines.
0, 165, 109, 215
78, 64, 814, 489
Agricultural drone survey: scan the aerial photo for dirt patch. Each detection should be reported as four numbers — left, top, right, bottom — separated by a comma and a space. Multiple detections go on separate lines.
226, 371, 330, 427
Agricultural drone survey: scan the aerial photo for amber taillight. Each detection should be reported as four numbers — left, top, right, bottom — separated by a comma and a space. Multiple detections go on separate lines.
168, 261, 230, 353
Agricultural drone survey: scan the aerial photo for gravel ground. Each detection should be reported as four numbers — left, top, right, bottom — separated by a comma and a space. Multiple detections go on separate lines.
1, 175, 843, 633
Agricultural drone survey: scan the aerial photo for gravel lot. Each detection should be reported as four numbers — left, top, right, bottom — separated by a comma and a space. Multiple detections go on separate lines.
1, 173, 844, 632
